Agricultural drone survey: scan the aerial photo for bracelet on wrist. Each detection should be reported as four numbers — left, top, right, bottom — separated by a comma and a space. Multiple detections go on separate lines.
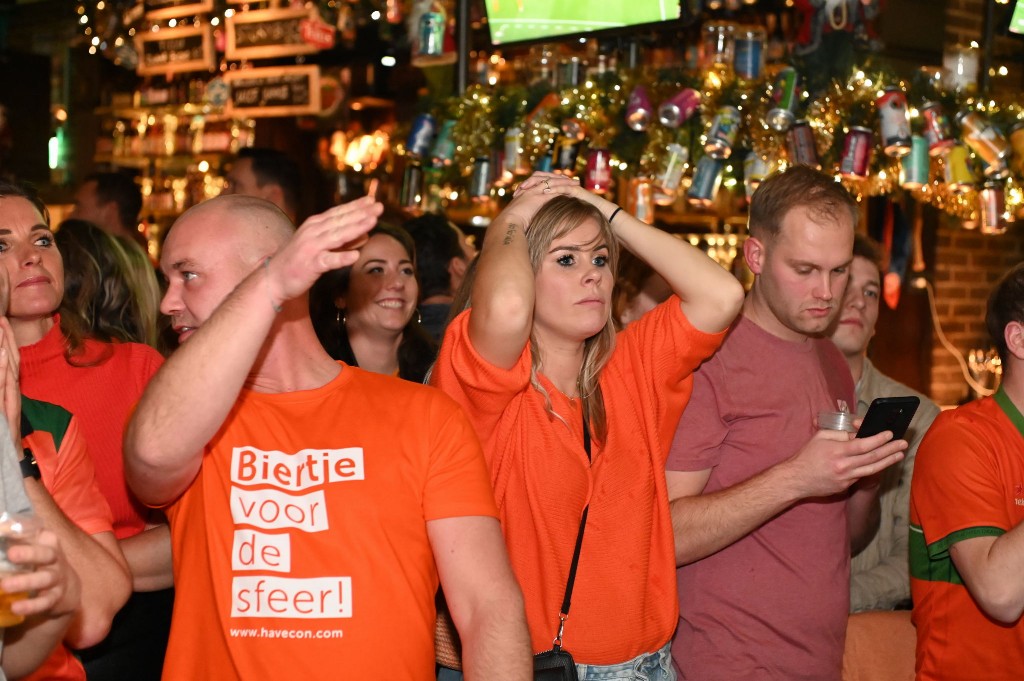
608, 206, 623, 224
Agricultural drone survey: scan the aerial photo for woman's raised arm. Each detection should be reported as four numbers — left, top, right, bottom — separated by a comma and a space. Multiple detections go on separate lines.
467, 176, 563, 369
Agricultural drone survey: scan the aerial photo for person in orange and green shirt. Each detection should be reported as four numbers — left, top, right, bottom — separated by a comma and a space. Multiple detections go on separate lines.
911, 262, 1024, 680
0, 269, 127, 681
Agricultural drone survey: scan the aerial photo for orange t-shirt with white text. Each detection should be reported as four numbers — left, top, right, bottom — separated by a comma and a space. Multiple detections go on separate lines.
431, 297, 725, 664
162, 366, 497, 680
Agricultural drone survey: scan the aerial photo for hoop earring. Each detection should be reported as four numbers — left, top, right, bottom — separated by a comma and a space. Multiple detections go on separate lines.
336, 309, 346, 329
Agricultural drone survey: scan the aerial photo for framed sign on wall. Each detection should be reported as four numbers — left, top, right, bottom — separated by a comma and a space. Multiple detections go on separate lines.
136, 25, 215, 76
225, 7, 321, 61
223, 65, 322, 118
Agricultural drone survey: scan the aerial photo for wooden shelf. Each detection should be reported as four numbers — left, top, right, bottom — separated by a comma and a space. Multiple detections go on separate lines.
96, 103, 227, 118
95, 153, 232, 168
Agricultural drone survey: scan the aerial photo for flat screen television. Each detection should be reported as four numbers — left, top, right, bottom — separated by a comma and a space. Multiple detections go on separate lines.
1009, 0, 1024, 34
483, 0, 682, 46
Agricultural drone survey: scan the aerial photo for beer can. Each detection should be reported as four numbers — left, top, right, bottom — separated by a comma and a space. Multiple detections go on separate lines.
535, 148, 553, 173
958, 110, 1011, 166
418, 11, 445, 57
469, 156, 492, 201
503, 126, 526, 175
658, 88, 702, 128
705, 106, 741, 160
743, 151, 772, 199
766, 67, 799, 132
978, 180, 1007, 235
1010, 121, 1024, 172
430, 119, 456, 166
943, 144, 974, 194
787, 119, 819, 169
734, 26, 766, 81
625, 176, 655, 224
876, 87, 912, 157
400, 159, 423, 209
982, 157, 1011, 179
840, 126, 873, 179
653, 143, 689, 204
552, 135, 582, 172
687, 156, 723, 208
584, 148, 613, 194
901, 135, 930, 189
920, 101, 955, 157
406, 114, 436, 158
626, 86, 653, 132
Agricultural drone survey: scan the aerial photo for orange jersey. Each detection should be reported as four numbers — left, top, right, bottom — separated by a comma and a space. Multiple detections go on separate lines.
910, 389, 1024, 680
162, 366, 497, 681
431, 297, 724, 664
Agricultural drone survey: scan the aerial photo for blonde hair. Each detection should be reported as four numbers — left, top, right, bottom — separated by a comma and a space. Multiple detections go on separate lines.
526, 196, 619, 442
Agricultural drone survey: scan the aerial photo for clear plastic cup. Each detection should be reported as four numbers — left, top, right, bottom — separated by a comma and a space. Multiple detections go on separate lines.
818, 411, 856, 433
0, 512, 41, 627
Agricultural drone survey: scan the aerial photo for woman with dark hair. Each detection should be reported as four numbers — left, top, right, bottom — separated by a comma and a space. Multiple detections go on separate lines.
431, 173, 744, 679
55, 219, 162, 351
311, 223, 437, 383
0, 180, 171, 681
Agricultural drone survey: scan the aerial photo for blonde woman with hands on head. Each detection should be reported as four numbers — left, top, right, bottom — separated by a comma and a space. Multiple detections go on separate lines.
431, 172, 744, 679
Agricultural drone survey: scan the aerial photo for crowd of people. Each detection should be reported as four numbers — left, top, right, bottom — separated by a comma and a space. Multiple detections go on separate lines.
0, 151, 1017, 681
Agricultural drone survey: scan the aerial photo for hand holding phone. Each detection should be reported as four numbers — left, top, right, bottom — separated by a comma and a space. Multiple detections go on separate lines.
855, 396, 920, 440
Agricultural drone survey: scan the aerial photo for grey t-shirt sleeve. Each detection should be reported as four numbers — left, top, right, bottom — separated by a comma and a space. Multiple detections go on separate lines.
0, 417, 31, 679
0, 419, 31, 516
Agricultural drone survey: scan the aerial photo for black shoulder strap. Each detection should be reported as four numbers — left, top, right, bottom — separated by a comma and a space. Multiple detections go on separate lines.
552, 415, 591, 648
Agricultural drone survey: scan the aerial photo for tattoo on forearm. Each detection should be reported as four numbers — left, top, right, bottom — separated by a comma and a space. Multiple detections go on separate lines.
503, 223, 518, 245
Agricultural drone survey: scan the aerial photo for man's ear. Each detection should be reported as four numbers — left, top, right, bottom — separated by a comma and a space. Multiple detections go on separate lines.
743, 236, 766, 275
1005, 321, 1024, 362
447, 256, 467, 283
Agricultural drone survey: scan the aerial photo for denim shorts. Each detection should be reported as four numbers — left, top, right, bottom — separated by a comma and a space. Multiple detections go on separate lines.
575, 642, 676, 681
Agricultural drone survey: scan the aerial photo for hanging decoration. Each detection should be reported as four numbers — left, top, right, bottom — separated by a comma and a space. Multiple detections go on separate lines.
399, 43, 1024, 233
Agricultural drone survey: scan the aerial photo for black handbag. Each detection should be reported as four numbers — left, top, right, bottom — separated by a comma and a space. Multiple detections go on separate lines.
533, 647, 579, 681
532, 416, 592, 681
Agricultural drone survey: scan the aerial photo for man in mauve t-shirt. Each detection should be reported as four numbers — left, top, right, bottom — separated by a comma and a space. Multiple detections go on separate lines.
666, 166, 909, 681
123, 195, 530, 680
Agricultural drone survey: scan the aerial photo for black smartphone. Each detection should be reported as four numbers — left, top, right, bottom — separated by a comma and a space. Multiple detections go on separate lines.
855, 396, 921, 440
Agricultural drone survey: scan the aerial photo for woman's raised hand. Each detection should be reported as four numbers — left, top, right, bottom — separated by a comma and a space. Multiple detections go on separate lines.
504, 172, 581, 228
514, 172, 617, 222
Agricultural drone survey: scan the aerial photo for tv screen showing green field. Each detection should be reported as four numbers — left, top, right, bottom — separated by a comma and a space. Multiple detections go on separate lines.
484, 0, 681, 44
1011, 0, 1024, 34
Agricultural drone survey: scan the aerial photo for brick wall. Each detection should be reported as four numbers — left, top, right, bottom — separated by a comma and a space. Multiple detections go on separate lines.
929, 217, 1024, 405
